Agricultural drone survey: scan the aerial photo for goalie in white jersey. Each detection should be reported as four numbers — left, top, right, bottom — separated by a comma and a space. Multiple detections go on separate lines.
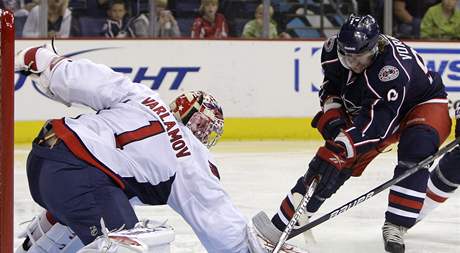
15, 45, 309, 253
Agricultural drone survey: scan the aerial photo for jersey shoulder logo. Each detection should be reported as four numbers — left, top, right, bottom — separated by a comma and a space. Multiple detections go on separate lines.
324, 36, 336, 53
378, 65, 399, 82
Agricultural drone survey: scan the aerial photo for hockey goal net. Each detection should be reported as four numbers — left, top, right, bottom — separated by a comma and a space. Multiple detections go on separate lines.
0, 9, 14, 253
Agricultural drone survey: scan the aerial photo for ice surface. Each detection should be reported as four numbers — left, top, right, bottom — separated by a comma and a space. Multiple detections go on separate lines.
14, 141, 460, 252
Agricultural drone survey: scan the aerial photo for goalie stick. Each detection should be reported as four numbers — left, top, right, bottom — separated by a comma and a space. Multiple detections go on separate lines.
284, 137, 460, 241
272, 177, 319, 253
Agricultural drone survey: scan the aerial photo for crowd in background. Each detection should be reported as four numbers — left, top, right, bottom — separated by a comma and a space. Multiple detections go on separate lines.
1, 0, 460, 40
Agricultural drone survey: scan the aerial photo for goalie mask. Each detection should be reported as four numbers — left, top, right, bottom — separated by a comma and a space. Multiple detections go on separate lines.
170, 91, 224, 148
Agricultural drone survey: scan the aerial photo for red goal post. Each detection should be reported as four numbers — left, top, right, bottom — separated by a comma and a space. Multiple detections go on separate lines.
0, 9, 14, 253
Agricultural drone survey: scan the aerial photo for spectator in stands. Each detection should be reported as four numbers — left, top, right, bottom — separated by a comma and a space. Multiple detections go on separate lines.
3, 0, 30, 37
98, 0, 110, 8
101, 0, 134, 38
242, 4, 290, 39
24, 0, 39, 12
131, 0, 181, 37
71, 0, 110, 19
357, 0, 384, 27
2, 0, 29, 17
394, 0, 440, 38
421, 0, 460, 39
191, 0, 228, 38
22, 0, 80, 38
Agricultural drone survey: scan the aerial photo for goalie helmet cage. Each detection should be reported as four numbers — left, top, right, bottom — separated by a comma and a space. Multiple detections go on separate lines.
0, 9, 14, 253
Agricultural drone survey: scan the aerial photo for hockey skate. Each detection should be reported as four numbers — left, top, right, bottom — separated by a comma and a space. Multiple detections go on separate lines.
382, 221, 408, 253
249, 211, 310, 253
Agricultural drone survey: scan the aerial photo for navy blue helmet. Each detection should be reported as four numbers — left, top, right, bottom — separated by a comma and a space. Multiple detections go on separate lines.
337, 14, 380, 55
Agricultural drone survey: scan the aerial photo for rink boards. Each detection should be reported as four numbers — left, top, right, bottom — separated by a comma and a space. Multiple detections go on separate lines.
14, 39, 460, 143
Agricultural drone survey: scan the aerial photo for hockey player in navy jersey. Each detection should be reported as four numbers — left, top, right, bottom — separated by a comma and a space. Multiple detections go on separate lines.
14, 45, 308, 253
253, 14, 454, 253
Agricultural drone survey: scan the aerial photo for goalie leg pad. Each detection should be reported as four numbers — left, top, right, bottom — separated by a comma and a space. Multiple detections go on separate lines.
77, 219, 174, 253
25, 223, 84, 253
16, 211, 56, 253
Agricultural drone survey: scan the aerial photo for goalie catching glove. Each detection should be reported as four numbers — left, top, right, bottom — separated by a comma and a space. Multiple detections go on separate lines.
14, 45, 70, 105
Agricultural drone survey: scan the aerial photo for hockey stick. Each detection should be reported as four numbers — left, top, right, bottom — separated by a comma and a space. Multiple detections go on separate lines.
272, 177, 319, 253
287, 137, 460, 240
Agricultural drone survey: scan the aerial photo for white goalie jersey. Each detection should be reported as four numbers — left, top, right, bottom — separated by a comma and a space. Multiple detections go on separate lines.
44, 58, 249, 252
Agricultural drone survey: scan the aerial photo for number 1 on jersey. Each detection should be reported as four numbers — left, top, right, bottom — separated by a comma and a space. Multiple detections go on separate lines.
115, 121, 165, 149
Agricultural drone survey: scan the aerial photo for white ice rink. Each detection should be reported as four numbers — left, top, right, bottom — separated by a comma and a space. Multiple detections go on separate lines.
14, 141, 460, 253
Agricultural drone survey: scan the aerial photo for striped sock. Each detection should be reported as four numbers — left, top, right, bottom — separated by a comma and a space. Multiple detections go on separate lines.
385, 166, 429, 228
418, 165, 458, 221
271, 176, 317, 231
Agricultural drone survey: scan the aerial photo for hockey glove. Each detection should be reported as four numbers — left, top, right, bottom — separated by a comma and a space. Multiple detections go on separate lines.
306, 139, 354, 199
15, 45, 70, 105
15, 45, 54, 75
311, 96, 347, 140
311, 110, 347, 140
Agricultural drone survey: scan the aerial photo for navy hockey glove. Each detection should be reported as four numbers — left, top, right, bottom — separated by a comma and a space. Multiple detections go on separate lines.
306, 141, 354, 199
311, 110, 347, 140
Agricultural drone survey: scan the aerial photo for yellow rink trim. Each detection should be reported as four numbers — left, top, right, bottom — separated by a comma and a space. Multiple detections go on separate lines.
223, 118, 322, 140
14, 118, 323, 144
15, 121, 46, 144
14, 118, 455, 144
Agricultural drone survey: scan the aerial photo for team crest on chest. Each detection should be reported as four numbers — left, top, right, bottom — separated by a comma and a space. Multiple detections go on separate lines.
378, 65, 399, 82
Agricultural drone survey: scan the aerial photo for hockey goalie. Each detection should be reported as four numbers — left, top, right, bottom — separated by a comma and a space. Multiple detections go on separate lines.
14, 44, 310, 253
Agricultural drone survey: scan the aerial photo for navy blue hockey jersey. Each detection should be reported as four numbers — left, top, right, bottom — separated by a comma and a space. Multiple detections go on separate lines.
319, 34, 448, 155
